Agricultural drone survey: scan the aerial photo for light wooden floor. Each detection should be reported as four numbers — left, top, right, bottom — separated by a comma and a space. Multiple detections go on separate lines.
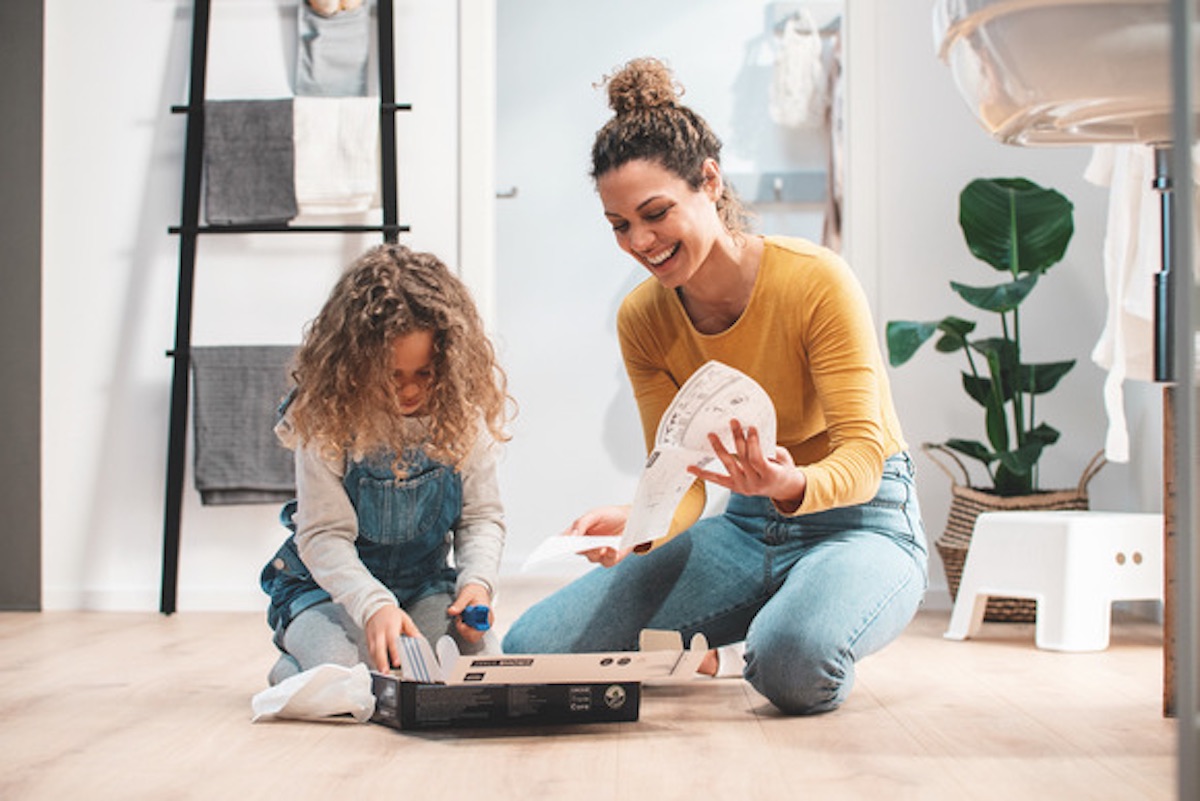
0, 578, 1177, 801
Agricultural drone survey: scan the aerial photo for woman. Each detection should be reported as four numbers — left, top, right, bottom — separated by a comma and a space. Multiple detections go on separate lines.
502, 57, 927, 715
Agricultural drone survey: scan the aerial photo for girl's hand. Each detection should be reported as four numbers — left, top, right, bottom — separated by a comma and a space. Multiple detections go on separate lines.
688, 419, 807, 511
364, 604, 422, 673
447, 584, 492, 644
565, 505, 632, 568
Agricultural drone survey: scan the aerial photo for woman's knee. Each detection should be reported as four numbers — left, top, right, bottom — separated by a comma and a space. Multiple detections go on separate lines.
500, 616, 538, 653
744, 629, 854, 715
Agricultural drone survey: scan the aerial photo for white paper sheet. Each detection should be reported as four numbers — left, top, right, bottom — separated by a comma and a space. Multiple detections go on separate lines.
523, 361, 777, 566
521, 534, 624, 570
621, 361, 776, 550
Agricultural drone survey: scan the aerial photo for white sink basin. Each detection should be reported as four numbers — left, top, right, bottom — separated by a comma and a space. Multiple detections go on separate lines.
934, 0, 1197, 145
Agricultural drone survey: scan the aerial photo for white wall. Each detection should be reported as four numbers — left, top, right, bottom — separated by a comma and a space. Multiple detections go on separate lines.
41, 0, 1163, 611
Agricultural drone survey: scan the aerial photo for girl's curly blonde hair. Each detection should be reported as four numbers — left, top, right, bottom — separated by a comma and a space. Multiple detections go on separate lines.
286, 244, 512, 470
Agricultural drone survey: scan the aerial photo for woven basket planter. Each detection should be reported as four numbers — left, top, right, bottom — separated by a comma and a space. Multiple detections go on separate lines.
925, 444, 1106, 623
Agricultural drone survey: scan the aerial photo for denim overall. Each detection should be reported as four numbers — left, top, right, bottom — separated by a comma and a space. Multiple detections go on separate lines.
260, 447, 463, 643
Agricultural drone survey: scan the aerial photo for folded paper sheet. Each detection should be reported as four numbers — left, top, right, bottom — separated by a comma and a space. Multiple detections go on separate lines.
524, 361, 776, 568
623, 361, 776, 549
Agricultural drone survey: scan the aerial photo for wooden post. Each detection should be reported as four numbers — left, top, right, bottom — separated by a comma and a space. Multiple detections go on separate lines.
1164, 383, 1177, 717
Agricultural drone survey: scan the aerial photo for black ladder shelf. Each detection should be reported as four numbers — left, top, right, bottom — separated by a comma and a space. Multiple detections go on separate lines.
160, 0, 408, 613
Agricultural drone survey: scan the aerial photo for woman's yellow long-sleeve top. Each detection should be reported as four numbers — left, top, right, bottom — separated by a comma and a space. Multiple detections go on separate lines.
616, 236, 907, 540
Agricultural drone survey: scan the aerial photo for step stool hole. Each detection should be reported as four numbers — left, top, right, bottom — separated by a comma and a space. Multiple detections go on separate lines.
1116, 552, 1126, 565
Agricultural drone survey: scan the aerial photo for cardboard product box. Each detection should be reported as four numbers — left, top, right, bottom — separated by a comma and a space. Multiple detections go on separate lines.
369, 629, 707, 731
370, 673, 641, 729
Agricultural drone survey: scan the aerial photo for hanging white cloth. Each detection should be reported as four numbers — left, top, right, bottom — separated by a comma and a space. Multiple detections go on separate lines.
292, 96, 380, 216
1084, 143, 1200, 462
769, 10, 828, 129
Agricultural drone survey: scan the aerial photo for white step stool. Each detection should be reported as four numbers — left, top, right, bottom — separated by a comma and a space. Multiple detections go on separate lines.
944, 510, 1163, 651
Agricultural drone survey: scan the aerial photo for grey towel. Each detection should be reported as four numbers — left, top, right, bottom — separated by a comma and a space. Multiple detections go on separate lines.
296, 3, 370, 97
191, 346, 297, 506
203, 99, 298, 225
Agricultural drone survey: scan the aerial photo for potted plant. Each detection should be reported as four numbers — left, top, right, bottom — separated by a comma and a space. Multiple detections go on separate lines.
886, 176, 1105, 620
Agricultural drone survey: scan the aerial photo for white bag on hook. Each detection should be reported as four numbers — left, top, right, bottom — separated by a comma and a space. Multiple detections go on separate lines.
769, 9, 829, 129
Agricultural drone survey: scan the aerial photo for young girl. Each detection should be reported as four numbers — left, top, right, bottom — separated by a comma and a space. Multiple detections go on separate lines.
502, 58, 927, 715
261, 244, 512, 685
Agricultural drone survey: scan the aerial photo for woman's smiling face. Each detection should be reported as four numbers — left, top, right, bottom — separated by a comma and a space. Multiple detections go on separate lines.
597, 158, 723, 289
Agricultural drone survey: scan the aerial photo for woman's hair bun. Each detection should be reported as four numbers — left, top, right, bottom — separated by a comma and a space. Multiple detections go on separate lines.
604, 57, 682, 115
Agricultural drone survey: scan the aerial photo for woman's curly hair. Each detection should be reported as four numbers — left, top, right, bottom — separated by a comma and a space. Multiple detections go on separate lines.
286, 244, 512, 471
590, 57, 752, 235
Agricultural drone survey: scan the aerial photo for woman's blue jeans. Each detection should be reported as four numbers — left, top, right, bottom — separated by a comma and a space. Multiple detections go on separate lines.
503, 452, 929, 715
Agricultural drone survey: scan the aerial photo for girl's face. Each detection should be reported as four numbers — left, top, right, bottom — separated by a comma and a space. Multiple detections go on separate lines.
597, 157, 723, 290
388, 329, 435, 416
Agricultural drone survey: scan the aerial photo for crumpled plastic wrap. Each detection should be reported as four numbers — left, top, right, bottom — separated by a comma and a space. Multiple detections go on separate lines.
250, 663, 375, 723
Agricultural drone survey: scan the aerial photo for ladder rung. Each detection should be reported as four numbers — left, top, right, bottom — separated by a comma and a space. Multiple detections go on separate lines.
169, 223, 410, 235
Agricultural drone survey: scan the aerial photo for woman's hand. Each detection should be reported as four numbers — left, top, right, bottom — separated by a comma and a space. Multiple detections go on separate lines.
364, 604, 422, 673
688, 419, 807, 512
566, 505, 633, 568
447, 583, 493, 644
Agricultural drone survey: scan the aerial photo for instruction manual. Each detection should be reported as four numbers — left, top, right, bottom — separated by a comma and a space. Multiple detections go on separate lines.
524, 361, 776, 567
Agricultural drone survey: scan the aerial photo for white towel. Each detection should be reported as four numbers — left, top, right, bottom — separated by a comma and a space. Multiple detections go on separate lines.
1085, 143, 1200, 462
293, 96, 380, 216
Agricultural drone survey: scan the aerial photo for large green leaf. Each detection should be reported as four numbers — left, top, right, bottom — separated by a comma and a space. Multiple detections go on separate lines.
887, 316, 982, 365
993, 463, 1034, 496
1025, 423, 1061, 447
981, 348, 1009, 452
944, 438, 994, 465
970, 337, 1018, 365
885, 320, 938, 366
959, 177, 1074, 275
971, 338, 1018, 400
961, 373, 993, 406
1017, 360, 1075, 395
950, 272, 1040, 313
997, 441, 1047, 476
933, 316, 976, 353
